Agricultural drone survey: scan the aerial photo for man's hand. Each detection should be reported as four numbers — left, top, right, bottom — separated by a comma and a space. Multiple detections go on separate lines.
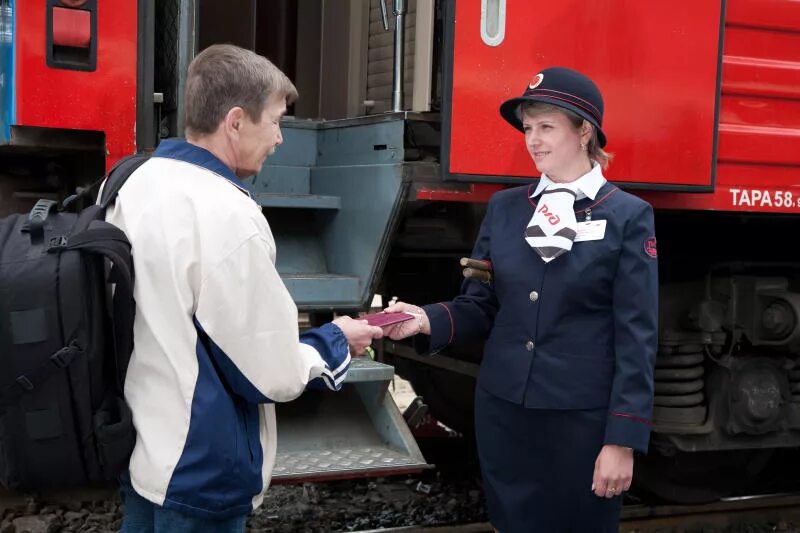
331, 316, 384, 355
591, 444, 633, 498
381, 302, 430, 340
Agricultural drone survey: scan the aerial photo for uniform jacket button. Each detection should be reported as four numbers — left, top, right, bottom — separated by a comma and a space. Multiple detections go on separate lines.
525, 340, 535, 351
529, 291, 539, 302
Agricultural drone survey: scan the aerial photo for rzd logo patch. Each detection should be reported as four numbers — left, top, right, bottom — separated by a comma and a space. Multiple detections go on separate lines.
644, 237, 658, 259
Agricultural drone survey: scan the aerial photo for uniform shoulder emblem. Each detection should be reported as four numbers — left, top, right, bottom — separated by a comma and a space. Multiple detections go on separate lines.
644, 237, 657, 259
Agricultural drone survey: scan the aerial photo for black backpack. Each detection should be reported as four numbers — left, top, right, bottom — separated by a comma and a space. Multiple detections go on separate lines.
0, 154, 148, 491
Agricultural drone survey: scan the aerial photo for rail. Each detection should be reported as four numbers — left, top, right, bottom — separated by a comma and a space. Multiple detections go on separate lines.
350, 492, 800, 533
4, 488, 800, 531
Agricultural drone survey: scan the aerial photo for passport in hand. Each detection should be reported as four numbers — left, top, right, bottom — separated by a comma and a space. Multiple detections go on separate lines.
362, 312, 415, 327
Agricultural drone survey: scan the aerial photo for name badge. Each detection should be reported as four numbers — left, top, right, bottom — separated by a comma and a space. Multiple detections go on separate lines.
574, 220, 606, 242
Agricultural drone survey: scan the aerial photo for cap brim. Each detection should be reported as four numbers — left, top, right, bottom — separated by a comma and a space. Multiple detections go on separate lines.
499, 95, 607, 148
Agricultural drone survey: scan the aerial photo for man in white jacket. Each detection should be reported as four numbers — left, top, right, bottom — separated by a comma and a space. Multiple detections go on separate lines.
107, 44, 383, 533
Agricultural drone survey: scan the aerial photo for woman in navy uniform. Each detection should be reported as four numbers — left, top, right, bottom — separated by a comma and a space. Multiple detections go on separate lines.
384, 67, 658, 532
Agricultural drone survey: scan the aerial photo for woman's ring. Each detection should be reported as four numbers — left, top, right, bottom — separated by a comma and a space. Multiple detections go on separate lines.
608, 487, 616, 493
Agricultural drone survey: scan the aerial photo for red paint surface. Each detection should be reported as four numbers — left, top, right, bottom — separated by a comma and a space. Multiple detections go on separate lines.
15, 1, 137, 170
416, 184, 503, 203
446, 0, 800, 213
448, 0, 722, 187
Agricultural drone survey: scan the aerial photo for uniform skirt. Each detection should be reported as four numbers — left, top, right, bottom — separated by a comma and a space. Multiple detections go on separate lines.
474, 386, 622, 533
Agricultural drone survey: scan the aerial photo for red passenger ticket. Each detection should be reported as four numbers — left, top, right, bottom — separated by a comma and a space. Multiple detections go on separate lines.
362, 312, 415, 327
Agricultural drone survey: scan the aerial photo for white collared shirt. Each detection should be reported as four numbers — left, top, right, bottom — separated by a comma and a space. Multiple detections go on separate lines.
531, 162, 607, 201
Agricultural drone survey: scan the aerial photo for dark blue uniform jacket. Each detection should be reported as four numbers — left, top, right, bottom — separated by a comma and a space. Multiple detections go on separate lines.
418, 182, 658, 452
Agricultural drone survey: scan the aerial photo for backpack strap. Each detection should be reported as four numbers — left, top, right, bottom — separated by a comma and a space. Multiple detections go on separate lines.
60, 223, 136, 394
0, 342, 83, 408
65, 153, 150, 235
60, 153, 150, 211
99, 154, 151, 210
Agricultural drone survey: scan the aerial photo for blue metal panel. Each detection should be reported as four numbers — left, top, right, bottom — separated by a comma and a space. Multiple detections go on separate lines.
273, 231, 328, 274
313, 163, 404, 306
316, 120, 405, 166
254, 193, 340, 210
356, 382, 426, 456
264, 125, 318, 166
314, 116, 408, 308
257, 115, 409, 310
281, 274, 361, 307
252, 165, 311, 194
0, 0, 15, 144
344, 357, 395, 383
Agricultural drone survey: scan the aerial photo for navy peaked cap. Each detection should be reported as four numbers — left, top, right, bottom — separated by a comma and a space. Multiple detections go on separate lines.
499, 67, 607, 147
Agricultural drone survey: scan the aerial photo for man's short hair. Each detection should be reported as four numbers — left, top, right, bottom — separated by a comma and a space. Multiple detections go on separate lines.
184, 44, 298, 136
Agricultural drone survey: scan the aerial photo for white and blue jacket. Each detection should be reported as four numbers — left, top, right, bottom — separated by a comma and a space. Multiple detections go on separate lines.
104, 139, 350, 518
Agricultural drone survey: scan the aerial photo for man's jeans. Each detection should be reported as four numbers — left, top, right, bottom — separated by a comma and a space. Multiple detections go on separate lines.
119, 474, 248, 533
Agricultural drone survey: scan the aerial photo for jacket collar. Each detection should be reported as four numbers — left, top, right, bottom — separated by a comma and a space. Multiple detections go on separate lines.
153, 138, 253, 197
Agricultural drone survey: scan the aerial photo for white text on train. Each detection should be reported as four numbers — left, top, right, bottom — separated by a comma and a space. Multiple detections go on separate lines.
729, 188, 800, 208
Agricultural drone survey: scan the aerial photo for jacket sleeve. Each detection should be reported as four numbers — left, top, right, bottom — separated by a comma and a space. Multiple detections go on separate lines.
194, 233, 350, 404
415, 197, 499, 354
604, 203, 659, 452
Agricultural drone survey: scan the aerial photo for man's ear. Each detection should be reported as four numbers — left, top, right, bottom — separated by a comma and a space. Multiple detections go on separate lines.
224, 107, 245, 136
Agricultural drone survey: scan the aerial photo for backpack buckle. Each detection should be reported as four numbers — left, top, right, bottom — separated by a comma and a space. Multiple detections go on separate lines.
50, 346, 77, 368
16, 376, 34, 391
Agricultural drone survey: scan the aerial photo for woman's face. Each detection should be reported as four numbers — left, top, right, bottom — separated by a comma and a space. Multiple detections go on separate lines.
521, 109, 588, 181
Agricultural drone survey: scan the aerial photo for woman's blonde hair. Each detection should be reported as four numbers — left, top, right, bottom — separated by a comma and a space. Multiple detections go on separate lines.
518, 102, 613, 169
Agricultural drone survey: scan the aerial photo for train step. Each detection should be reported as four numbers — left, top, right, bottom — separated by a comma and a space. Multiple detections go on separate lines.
273, 357, 430, 482
254, 192, 341, 210
251, 113, 411, 310
280, 274, 361, 308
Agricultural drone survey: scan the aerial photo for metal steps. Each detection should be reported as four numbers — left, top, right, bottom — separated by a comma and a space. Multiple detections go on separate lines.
252, 113, 410, 310
272, 358, 429, 482
254, 114, 429, 483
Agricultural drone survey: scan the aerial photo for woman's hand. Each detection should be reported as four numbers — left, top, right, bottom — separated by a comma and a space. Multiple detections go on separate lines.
381, 301, 431, 340
591, 444, 633, 498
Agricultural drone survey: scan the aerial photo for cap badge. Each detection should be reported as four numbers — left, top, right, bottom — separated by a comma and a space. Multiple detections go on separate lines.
528, 73, 544, 90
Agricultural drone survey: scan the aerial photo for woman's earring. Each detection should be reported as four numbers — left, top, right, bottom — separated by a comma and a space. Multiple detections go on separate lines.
580, 143, 587, 151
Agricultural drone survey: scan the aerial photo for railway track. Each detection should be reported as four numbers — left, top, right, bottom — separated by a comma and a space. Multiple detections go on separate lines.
4, 487, 800, 532
621, 492, 800, 532
355, 525, 493, 533
350, 492, 800, 533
